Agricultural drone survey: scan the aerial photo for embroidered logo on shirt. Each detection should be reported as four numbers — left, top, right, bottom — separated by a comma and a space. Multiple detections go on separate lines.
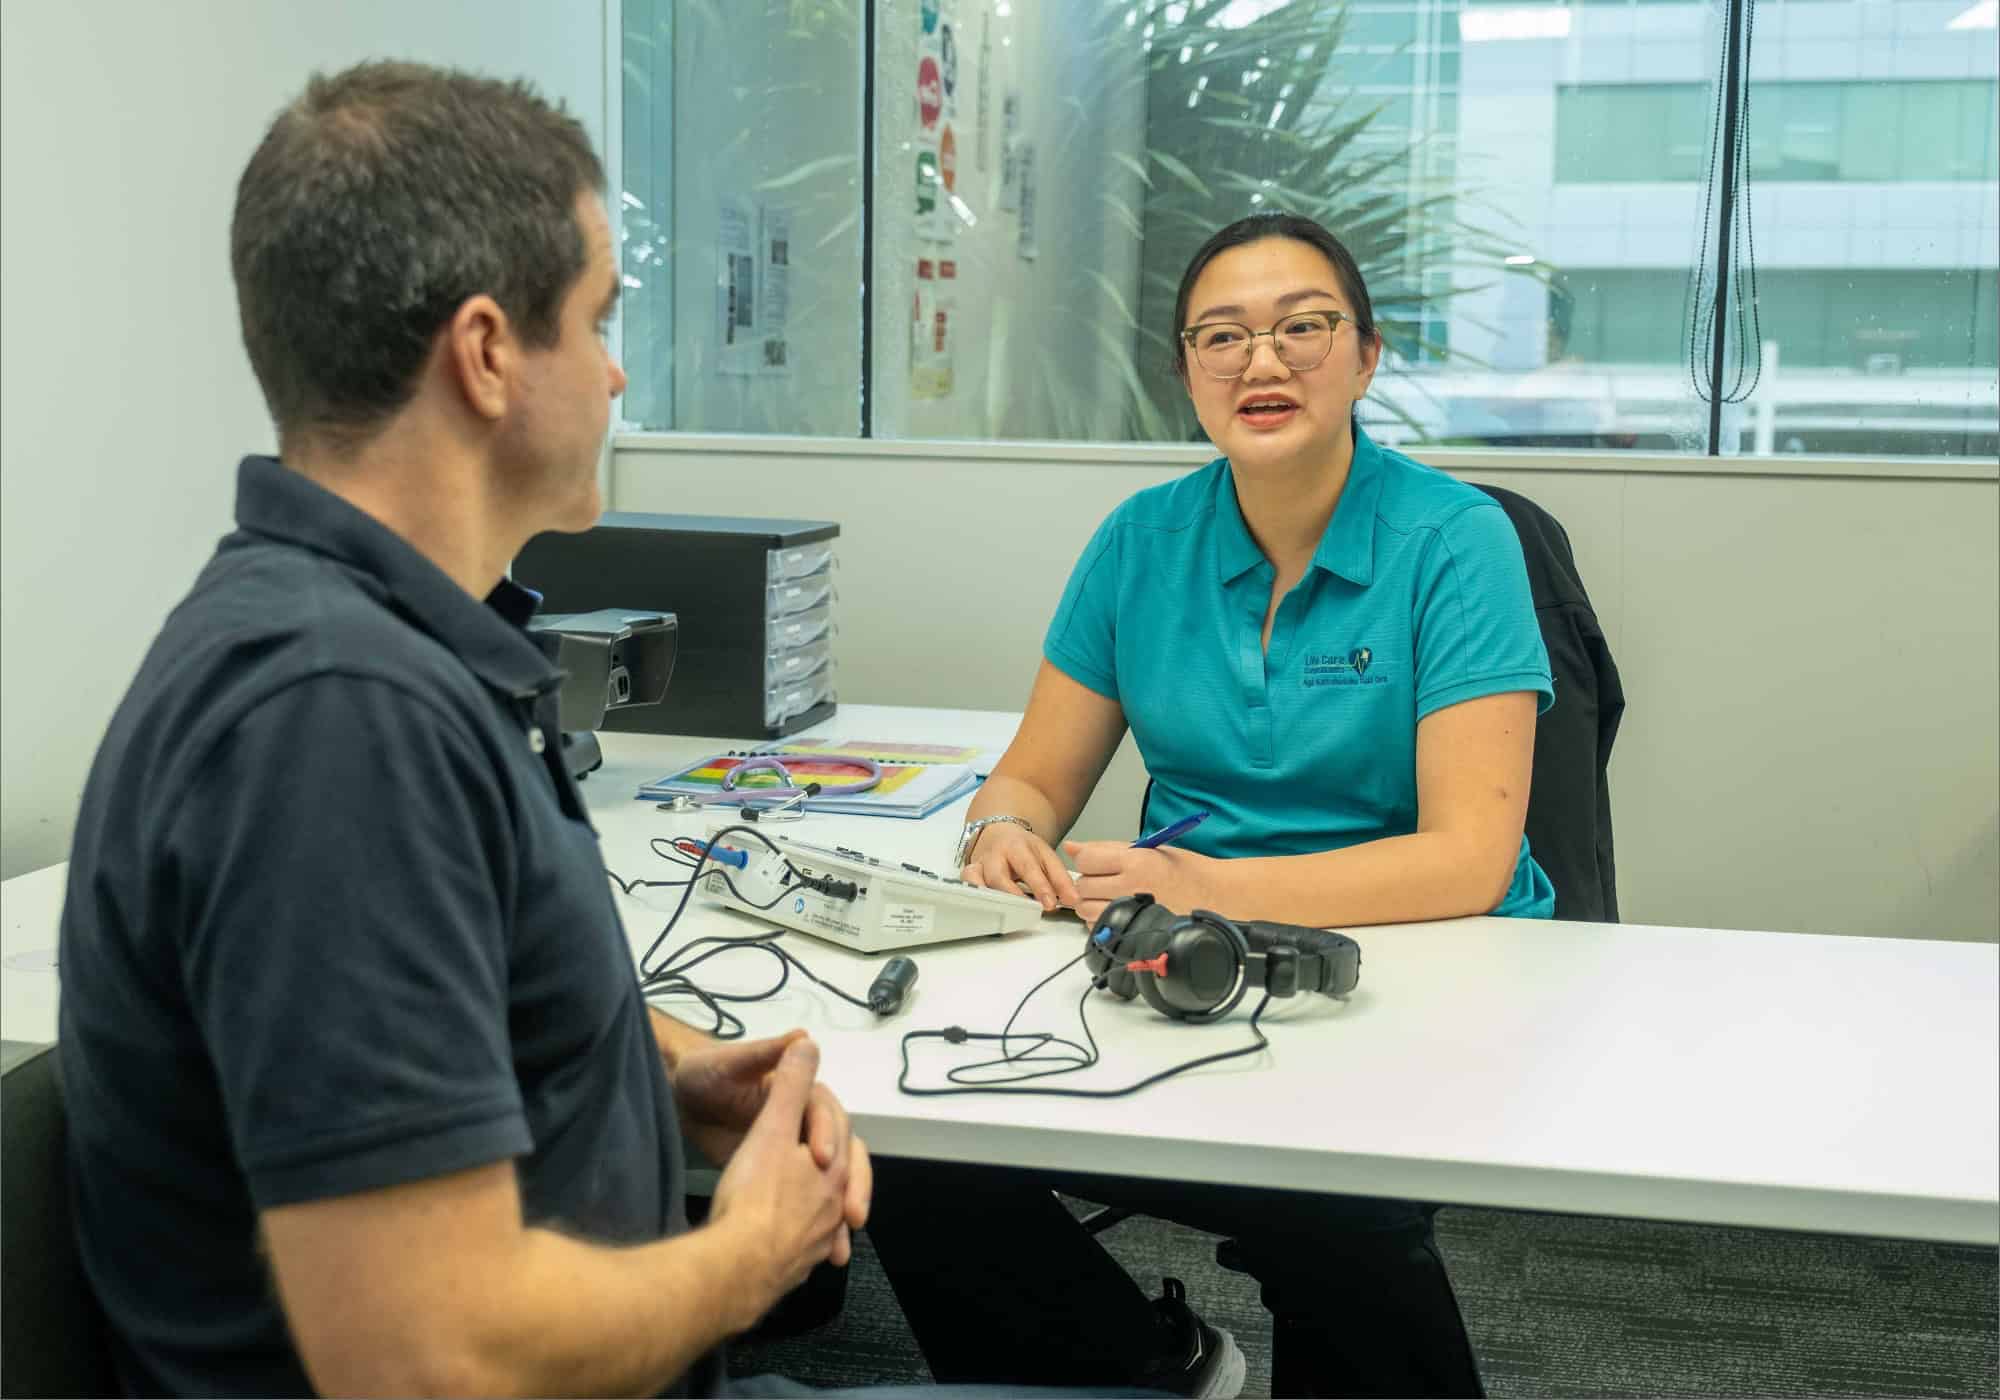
1302, 648, 1389, 689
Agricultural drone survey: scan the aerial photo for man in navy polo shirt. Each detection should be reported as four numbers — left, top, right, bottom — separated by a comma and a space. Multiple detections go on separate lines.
57, 62, 871, 1398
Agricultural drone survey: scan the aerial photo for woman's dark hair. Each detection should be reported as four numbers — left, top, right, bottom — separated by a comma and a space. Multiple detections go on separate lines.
1170, 212, 1378, 376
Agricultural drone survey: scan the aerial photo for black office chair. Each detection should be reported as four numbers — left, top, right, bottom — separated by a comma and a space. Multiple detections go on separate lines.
1468, 483, 1625, 922
1, 1044, 120, 1398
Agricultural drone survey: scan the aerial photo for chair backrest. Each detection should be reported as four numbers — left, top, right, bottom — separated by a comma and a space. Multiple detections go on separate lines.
1, 1044, 121, 1398
1469, 483, 1625, 922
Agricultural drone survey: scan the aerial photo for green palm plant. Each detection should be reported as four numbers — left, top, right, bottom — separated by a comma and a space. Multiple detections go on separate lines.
1114, 0, 1542, 442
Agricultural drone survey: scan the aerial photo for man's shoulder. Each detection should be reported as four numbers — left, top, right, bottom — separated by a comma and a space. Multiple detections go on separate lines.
164, 535, 473, 702
105, 537, 487, 798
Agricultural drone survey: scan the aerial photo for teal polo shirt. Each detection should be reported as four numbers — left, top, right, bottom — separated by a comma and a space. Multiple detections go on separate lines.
1044, 427, 1557, 919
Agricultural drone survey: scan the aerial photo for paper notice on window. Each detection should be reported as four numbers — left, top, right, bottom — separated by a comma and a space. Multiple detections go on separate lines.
1015, 142, 1037, 261
716, 200, 758, 376
998, 91, 1022, 211
975, 13, 991, 172
759, 204, 791, 376
939, 15, 959, 121
716, 200, 792, 377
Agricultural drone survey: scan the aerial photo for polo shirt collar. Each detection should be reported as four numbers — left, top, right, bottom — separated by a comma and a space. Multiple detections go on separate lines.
1213, 467, 1266, 585
1313, 426, 1384, 587
233, 455, 559, 701
1213, 426, 1384, 588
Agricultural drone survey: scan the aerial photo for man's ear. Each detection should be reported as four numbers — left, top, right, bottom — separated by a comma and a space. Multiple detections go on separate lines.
443, 294, 512, 422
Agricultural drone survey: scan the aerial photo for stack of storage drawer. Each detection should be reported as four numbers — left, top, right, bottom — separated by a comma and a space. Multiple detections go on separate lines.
514, 511, 840, 739
761, 540, 838, 731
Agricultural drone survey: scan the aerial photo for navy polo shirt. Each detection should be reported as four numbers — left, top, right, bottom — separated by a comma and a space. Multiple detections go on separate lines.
1046, 427, 1556, 918
57, 457, 715, 1397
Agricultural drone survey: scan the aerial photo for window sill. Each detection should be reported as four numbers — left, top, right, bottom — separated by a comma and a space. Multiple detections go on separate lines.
612, 431, 1997, 484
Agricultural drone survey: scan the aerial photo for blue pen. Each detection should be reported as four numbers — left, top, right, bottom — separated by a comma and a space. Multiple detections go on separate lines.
1132, 809, 1211, 850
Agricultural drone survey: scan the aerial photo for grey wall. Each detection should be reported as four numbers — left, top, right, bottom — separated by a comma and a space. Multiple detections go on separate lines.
0, 0, 608, 878
613, 437, 2000, 944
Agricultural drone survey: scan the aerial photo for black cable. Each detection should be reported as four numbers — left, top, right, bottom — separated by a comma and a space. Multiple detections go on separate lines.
1689, 0, 1764, 451
897, 953, 1274, 1098
1725, 0, 1764, 407
620, 831, 1279, 1086
604, 868, 691, 896
611, 823, 880, 1039
649, 836, 706, 868
1684, 42, 1728, 408
643, 933, 879, 1041
629, 822, 805, 972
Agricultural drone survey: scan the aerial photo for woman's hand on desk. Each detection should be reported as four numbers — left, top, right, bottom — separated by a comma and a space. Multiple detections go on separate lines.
1064, 840, 1220, 926
961, 822, 1080, 912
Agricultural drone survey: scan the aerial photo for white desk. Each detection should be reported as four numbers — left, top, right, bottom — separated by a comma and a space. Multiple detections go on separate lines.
7, 705, 1997, 1247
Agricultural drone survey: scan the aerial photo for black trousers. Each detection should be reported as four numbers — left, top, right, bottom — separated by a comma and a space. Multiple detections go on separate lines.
865, 1157, 1484, 1399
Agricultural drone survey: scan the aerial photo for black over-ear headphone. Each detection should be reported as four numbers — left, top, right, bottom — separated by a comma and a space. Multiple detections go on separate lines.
1083, 894, 1361, 1022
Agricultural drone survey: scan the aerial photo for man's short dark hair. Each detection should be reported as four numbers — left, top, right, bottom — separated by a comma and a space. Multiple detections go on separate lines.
230, 61, 605, 453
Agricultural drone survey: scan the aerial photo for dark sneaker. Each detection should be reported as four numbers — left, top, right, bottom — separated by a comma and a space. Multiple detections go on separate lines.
1142, 1276, 1247, 1399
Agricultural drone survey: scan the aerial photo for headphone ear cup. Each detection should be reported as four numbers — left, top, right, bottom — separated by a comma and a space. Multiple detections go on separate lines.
1135, 972, 1179, 1017
1148, 919, 1250, 1020
1084, 935, 1138, 999
1085, 896, 1154, 1000
1119, 911, 1178, 1015
1099, 961, 1140, 1001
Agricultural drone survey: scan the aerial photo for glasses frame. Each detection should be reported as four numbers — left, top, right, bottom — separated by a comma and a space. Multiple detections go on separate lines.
1179, 308, 1353, 379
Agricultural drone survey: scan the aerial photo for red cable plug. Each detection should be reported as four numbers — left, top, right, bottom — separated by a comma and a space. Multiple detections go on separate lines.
1124, 953, 1169, 978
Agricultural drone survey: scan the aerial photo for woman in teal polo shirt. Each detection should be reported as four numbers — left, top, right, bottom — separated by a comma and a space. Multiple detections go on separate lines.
958, 215, 1553, 926
867, 214, 1549, 1398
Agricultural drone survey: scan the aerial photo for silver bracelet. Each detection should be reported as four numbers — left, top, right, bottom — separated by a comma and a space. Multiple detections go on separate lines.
953, 814, 1035, 869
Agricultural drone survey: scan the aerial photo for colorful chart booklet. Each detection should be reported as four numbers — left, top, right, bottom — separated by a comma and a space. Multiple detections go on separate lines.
636, 740, 982, 819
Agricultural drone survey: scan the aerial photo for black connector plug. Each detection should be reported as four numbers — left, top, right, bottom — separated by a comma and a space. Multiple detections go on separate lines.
868, 957, 919, 1015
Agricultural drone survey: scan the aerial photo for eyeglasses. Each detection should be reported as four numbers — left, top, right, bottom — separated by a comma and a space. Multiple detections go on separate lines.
1179, 309, 1353, 379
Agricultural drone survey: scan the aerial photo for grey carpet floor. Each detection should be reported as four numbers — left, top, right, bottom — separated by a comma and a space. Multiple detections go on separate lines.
729, 1206, 1999, 1397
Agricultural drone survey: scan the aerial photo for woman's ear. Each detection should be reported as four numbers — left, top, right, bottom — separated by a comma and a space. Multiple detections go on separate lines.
1354, 327, 1383, 396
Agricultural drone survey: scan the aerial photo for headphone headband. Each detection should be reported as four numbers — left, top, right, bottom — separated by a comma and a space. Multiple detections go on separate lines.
718, 754, 883, 798
1240, 920, 1361, 998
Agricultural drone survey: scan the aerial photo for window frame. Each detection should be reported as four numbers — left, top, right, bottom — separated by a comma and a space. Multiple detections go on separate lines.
608, 0, 1999, 466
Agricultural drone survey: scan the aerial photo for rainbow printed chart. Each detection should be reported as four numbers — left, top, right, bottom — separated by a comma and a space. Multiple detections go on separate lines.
637, 751, 981, 819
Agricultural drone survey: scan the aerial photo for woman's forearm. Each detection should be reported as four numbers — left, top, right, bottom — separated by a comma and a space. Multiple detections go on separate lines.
964, 772, 1070, 847
1204, 828, 1517, 928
